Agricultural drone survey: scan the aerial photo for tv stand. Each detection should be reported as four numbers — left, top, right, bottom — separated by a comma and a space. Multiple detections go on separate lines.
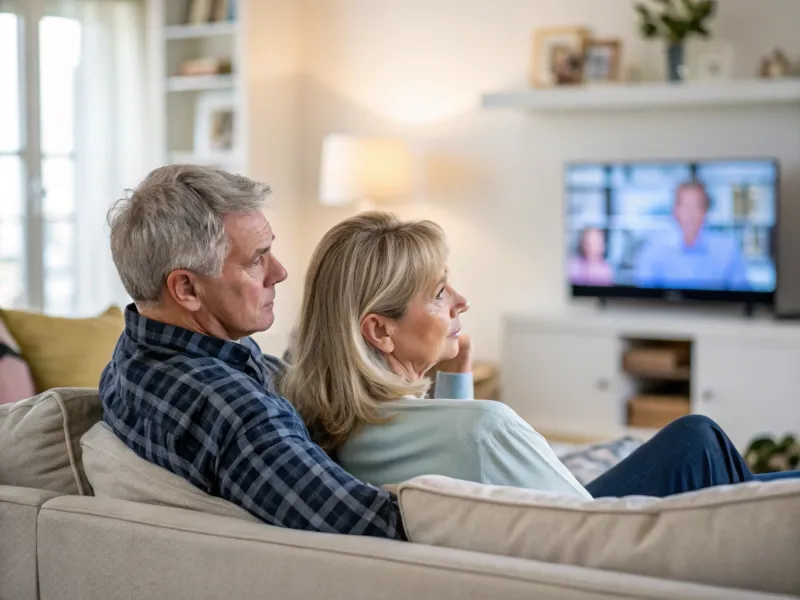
501, 311, 800, 449
743, 303, 755, 318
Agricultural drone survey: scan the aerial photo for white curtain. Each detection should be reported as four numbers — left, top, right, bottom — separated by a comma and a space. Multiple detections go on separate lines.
54, 0, 151, 315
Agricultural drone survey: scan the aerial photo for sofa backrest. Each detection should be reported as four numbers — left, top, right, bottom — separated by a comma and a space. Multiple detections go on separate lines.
0, 388, 102, 495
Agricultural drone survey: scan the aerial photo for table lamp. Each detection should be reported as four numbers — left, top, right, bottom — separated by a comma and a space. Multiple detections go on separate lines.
319, 135, 412, 206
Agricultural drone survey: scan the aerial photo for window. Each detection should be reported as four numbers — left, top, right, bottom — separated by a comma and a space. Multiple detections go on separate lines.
0, 0, 147, 316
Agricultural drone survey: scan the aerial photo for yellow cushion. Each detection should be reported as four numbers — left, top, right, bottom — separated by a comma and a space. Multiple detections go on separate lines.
0, 307, 124, 392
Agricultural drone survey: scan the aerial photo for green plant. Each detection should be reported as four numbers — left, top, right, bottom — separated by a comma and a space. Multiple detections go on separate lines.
636, 0, 717, 44
744, 434, 799, 474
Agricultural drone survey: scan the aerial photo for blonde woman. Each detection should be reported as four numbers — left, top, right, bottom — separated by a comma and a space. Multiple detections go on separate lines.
282, 212, 798, 497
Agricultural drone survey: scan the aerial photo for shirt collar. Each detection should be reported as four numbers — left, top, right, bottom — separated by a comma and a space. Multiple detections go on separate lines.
123, 303, 258, 369
673, 225, 709, 252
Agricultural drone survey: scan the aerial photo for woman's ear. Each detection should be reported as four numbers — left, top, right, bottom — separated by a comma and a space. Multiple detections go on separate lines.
360, 314, 395, 355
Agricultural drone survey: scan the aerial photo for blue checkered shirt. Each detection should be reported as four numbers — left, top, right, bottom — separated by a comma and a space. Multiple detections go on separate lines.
100, 305, 402, 538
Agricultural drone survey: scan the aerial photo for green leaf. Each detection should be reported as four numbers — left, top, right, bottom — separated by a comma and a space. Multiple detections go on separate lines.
694, 24, 710, 37
640, 22, 659, 38
679, 0, 696, 16
661, 14, 688, 40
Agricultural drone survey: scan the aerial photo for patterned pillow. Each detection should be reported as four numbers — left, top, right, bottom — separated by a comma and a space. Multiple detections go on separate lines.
0, 317, 36, 405
556, 436, 643, 486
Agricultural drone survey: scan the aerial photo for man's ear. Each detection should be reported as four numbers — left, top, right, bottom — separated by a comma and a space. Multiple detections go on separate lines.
360, 313, 394, 355
165, 270, 203, 312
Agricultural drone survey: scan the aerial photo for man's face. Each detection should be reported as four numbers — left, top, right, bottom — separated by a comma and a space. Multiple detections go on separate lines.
674, 186, 707, 243
195, 211, 287, 340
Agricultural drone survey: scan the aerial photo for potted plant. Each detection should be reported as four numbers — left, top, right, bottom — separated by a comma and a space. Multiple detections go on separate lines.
636, 0, 717, 82
744, 434, 799, 474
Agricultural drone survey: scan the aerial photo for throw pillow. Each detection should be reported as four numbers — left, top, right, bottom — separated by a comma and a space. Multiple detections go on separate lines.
0, 317, 36, 404
398, 475, 800, 596
0, 306, 124, 392
81, 422, 261, 523
0, 388, 103, 495
557, 436, 643, 485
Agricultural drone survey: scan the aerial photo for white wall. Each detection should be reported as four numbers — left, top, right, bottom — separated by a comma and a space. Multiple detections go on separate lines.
257, 0, 800, 360
243, 0, 305, 355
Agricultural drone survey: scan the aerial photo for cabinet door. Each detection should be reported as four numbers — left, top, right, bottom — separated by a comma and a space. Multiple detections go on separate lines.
693, 339, 800, 450
502, 328, 621, 433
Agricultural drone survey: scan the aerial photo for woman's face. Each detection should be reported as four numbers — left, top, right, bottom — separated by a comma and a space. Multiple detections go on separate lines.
582, 228, 606, 261
387, 269, 469, 377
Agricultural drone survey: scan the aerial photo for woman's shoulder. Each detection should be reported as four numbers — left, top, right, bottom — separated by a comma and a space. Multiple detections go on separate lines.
385, 398, 522, 428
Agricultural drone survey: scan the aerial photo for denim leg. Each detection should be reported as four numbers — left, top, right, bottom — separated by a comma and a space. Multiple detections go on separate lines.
585, 415, 756, 498
755, 470, 800, 482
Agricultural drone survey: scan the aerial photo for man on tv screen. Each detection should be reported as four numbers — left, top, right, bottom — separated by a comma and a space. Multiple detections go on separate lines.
634, 181, 749, 291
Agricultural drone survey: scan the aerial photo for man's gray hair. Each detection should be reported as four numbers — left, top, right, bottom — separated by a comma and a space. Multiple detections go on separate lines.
108, 164, 271, 303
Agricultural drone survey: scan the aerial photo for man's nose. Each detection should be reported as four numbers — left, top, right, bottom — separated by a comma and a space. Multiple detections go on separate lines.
268, 256, 288, 284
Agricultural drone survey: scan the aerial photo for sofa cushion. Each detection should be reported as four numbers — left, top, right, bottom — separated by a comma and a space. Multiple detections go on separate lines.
0, 388, 102, 495
0, 306, 124, 392
398, 475, 800, 596
0, 485, 61, 600
81, 422, 260, 523
37, 495, 770, 600
0, 317, 35, 405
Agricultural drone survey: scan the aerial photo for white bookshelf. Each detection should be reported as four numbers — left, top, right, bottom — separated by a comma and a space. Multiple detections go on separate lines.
148, 0, 247, 174
481, 78, 800, 112
167, 74, 237, 92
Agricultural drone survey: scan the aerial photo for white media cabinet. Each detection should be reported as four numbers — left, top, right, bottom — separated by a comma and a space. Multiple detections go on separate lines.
501, 310, 800, 450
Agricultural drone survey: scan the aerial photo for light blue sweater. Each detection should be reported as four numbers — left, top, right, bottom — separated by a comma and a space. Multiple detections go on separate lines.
337, 372, 590, 499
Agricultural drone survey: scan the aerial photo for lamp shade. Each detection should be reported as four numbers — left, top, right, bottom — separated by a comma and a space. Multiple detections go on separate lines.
319, 135, 412, 206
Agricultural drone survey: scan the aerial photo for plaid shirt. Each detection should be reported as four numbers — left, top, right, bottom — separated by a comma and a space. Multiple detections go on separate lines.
100, 305, 402, 539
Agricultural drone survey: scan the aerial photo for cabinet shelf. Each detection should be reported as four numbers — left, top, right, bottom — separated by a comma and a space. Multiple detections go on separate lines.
623, 367, 691, 382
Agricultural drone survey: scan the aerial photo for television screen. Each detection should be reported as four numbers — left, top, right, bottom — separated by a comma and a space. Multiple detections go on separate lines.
566, 159, 778, 302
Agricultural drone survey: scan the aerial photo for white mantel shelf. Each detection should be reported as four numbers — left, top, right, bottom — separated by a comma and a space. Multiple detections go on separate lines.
481, 78, 800, 112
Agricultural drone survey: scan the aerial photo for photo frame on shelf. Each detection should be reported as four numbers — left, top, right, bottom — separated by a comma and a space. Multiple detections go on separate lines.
194, 93, 236, 156
695, 46, 734, 81
582, 38, 622, 83
531, 27, 589, 87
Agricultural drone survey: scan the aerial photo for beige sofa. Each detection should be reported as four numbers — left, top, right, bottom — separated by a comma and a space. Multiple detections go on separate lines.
1, 389, 797, 600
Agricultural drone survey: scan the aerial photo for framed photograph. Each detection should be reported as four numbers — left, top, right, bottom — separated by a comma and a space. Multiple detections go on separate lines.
696, 47, 734, 80
194, 93, 236, 155
531, 27, 588, 87
582, 38, 622, 83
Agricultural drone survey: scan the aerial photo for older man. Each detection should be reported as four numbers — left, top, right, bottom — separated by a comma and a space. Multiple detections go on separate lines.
101, 165, 402, 538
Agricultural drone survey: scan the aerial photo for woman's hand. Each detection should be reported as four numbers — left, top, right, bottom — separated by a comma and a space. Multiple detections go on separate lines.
436, 334, 473, 374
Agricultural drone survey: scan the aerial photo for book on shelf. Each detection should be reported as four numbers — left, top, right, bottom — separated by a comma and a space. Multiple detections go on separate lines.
186, 0, 236, 25
186, 0, 212, 25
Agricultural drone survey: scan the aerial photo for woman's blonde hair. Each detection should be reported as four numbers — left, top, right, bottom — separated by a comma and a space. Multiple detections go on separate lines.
281, 211, 447, 453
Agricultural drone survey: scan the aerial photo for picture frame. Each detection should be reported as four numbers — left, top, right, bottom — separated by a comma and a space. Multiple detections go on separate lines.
695, 47, 734, 81
581, 38, 622, 83
531, 27, 589, 87
194, 93, 236, 156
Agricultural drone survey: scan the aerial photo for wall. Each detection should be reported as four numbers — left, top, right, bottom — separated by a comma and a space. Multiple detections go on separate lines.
243, 0, 305, 355
276, 0, 800, 360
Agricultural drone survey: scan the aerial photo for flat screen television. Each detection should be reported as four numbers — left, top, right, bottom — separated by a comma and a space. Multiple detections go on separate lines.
565, 159, 778, 306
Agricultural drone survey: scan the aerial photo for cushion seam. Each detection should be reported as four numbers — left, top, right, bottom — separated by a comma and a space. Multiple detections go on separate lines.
37, 504, 687, 599
54, 393, 86, 496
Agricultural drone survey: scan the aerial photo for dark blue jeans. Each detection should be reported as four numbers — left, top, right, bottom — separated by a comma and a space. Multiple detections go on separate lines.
586, 415, 800, 498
